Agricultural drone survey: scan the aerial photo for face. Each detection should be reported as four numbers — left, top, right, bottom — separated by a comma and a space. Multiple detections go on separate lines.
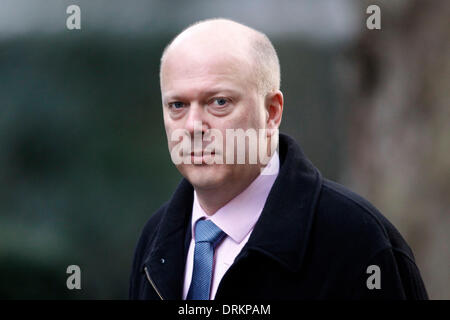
160, 42, 269, 192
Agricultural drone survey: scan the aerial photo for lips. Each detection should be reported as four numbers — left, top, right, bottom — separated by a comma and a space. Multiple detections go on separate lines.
190, 151, 216, 156
189, 151, 219, 165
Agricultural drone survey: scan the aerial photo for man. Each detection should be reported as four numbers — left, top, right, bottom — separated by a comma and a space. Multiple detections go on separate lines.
129, 18, 428, 300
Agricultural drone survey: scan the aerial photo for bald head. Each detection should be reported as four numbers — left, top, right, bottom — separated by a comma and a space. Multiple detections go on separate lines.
160, 18, 280, 96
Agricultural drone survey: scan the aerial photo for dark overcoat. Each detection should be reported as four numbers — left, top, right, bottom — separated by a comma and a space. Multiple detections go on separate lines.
129, 133, 428, 300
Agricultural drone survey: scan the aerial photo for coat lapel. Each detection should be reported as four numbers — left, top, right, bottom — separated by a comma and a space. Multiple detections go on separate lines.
235, 133, 323, 272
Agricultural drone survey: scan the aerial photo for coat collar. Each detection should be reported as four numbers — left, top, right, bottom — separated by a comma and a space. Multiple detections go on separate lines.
143, 133, 322, 299
238, 133, 322, 272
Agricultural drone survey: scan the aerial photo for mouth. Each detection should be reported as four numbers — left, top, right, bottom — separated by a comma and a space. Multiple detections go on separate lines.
190, 151, 216, 156
190, 151, 218, 164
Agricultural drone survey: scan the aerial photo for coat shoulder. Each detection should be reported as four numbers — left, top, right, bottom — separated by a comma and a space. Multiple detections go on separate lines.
310, 178, 429, 299
315, 178, 415, 259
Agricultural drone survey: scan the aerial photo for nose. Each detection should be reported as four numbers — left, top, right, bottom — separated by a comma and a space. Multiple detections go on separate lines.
184, 103, 209, 137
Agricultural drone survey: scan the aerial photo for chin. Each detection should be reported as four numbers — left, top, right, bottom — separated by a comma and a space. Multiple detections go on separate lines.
179, 164, 228, 190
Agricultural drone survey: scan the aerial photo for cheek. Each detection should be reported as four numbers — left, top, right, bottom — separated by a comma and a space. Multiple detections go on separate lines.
163, 121, 171, 143
162, 112, 170, 133
230, 100, 257, 126
163, 121, 179, 151
163, 114, 179, 137
237, 101, 265, 129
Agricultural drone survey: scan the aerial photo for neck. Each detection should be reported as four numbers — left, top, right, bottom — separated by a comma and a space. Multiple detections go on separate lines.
195, 168, 261, 215
194, 145, 278, 215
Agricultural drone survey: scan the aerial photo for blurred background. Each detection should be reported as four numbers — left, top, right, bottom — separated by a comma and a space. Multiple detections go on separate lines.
0, 0, 448, 299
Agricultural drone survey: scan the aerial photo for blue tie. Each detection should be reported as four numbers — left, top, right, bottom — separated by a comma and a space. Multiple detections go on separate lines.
187, 219, 226, 300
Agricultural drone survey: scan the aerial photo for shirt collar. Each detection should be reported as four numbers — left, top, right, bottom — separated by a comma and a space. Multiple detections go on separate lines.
191, 151, 280, 244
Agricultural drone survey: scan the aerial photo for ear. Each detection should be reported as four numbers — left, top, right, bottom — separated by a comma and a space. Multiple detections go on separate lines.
265, 90, 283, 136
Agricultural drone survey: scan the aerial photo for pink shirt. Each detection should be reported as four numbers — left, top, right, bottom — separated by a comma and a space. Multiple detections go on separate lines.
182, 152, 280, 299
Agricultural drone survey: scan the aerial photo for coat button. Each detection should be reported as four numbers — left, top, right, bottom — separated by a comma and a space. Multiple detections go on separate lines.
160, 258, 165, 264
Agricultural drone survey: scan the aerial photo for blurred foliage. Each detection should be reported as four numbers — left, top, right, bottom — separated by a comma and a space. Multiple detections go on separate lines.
0, 33, 343, 299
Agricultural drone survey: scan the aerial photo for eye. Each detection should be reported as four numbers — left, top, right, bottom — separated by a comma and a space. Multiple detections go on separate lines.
168, 101, 185, 110
212, 97, 229, 107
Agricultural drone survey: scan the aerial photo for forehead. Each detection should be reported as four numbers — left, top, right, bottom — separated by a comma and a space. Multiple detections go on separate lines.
160, 42, 256, 96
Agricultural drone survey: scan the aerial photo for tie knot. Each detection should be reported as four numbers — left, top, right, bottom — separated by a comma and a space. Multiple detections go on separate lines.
194, 219, 225, 247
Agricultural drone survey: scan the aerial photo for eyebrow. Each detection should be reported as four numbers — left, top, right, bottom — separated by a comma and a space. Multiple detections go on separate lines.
163, 88, 241, 103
